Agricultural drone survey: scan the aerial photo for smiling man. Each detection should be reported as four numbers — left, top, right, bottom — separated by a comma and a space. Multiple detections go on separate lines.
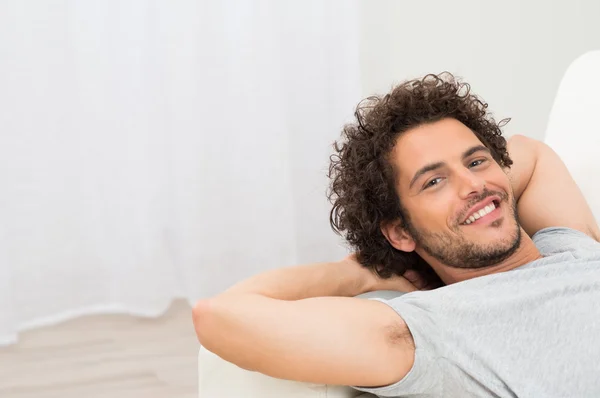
193, 73, 600, 397
377, 118, 533, 284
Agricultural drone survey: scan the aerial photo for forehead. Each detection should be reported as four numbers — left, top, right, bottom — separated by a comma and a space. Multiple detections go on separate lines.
392, 118, 485, 184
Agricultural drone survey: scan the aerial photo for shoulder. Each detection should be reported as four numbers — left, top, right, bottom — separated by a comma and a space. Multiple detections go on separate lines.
533, 226, 600, 257
352, 295, 445, 396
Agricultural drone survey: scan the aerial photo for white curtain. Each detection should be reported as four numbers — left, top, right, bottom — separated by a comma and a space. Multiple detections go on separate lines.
0, 0, 360, 345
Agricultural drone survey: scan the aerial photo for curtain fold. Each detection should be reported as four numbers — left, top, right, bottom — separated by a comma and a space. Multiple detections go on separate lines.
0, 0, 360, 345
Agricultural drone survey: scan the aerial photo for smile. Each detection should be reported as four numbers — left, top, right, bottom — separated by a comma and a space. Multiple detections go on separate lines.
462, 199, 501, 225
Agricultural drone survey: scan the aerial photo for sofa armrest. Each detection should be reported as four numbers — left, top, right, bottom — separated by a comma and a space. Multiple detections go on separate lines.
198, 345, 365, 398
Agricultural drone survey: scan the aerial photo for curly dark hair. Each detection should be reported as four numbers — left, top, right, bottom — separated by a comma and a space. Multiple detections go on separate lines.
327, 72, 513, 287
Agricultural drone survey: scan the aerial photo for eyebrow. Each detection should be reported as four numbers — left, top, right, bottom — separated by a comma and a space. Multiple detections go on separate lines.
408, 145, 491, 189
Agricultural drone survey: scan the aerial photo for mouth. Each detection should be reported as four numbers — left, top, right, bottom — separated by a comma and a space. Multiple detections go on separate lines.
460, 198, 502, 226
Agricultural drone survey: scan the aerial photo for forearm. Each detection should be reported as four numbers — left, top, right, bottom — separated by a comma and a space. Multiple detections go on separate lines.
221, 261, 372, 301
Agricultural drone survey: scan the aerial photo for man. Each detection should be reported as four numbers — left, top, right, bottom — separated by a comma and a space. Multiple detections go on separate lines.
192, 73, 600, 397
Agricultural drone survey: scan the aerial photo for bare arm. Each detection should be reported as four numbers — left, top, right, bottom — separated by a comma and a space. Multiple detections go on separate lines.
193, 258, 418, 386
507, 134, 600, 240
194, 294, 413, 386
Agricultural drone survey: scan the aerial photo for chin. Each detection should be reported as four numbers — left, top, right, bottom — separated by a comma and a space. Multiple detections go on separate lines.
487, 220, 521, 246
463, 218, 516, 242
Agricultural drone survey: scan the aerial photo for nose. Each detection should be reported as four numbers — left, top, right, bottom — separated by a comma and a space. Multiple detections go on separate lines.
456, 168, 486, 199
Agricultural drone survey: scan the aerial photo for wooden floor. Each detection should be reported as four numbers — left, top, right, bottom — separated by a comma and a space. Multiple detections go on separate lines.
0, 299, 199, 398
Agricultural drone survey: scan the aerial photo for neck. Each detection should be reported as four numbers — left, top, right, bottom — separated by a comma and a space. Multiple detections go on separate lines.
429, 228, 543, 285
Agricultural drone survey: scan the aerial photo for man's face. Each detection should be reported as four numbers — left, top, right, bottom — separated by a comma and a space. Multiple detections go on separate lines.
392, 118, 521, 269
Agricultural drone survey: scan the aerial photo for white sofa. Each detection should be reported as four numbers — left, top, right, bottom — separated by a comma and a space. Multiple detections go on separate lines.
198, 349, 370, 398
198, 50, 600, 398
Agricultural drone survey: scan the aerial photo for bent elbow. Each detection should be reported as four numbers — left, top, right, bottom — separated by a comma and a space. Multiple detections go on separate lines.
191, 296, 259, 372
192, 299, 214, 346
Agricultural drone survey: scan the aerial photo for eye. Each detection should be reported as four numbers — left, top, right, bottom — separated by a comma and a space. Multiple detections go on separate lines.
469, 158, 487, 168
424, 177, 443, 189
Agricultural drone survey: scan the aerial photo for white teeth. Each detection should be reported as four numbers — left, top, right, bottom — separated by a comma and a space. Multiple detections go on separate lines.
463, 201, 497, 225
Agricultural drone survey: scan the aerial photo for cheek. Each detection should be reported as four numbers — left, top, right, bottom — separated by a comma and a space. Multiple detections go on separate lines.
409, 197, 456, 229
489, 169, 513, 194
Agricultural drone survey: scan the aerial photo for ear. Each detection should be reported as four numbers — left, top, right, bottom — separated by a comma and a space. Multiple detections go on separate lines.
380, 219, 416, 253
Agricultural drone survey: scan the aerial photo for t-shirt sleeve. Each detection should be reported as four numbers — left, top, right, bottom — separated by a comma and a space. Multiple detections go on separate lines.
351, 295, 443, 397
533, 226, 600, 258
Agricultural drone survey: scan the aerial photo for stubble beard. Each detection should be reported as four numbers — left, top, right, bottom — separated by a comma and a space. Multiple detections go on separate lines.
403, 190, 522, 270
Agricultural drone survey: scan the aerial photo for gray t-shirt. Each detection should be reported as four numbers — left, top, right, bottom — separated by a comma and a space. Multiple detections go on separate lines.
353, 227, 600, 397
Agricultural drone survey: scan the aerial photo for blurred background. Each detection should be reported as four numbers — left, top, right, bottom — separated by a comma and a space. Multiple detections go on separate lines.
0, 0, 599, 396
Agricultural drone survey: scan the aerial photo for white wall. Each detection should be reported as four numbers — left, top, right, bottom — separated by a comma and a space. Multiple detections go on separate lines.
359, 0, 600, 140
